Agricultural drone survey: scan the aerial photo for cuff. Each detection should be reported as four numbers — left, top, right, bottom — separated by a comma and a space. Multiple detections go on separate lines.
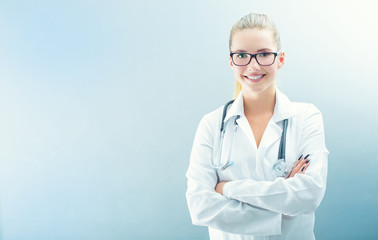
223, 181, 233, 198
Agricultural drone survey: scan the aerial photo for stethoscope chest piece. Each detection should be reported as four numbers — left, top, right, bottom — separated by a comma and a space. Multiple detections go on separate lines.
272, 159, 288, 177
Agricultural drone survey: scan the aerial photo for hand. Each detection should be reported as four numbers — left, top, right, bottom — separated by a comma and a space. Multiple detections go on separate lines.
286, 154, 310, 178
215, 182, 227, 195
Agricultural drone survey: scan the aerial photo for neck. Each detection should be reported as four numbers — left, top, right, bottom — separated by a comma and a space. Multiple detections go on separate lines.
242, 86, 276, 116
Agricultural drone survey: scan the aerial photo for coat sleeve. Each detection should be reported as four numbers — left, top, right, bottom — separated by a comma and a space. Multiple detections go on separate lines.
222, 104, 329, 216
186, 113, 282, 235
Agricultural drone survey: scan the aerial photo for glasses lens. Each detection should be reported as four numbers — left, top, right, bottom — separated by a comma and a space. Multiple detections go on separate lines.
256, 53, 275, 66
232, 53, 251, 66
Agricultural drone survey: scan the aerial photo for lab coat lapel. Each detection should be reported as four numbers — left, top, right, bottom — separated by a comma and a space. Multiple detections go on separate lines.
260, 121, 282, 151
272, 89, 296, 123
260, 89, 296, 151
220, 117, 237, 165
222, 89, 296, 151
236, 116, 256, 148
223, 92, 244, 123
223, 93, 257, 148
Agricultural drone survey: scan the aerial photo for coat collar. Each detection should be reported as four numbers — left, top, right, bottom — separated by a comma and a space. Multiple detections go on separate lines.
224, 88, 296, 124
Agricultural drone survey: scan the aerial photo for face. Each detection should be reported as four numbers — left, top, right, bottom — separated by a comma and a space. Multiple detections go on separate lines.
229, 28, 285, 96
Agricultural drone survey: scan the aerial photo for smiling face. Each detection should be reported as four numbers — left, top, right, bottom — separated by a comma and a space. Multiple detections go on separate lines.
229, 28, 285, 97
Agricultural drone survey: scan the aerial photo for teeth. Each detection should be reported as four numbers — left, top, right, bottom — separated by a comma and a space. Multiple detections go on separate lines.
246, 75, 264, 80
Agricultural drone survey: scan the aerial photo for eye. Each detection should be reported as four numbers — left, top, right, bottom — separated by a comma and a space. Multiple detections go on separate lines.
236, 53, 248, 58
258, 52, 271, 58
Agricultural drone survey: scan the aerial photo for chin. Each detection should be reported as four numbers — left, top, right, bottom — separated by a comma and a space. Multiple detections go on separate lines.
241, 80, 276, 95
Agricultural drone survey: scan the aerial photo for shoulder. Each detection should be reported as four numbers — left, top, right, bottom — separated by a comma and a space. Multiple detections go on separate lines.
192, 104, 226, 144
289, 100, 325, 133
291, 101, 322, 118
199, 105, 224, 130
288, 100, 328, 152
277, 90, 323, 122
196, 101, 232, 137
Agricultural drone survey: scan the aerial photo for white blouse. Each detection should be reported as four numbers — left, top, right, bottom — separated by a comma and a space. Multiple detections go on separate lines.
186, 89, 329, 240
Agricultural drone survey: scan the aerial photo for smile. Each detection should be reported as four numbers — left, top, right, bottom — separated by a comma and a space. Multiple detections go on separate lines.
244, 74, 265, 82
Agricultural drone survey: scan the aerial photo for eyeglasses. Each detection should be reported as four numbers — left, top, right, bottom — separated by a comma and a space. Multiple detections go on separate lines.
230, 52, 278, 66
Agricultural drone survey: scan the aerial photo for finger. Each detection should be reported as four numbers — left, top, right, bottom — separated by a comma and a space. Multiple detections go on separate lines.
293, 154, 310, 172
289, 158, 310, 178
287, 154, 311, 178
292, 158, 306, 174
295, 161, 310, 176
295, 154, 310, 168
300, 161, 311, 174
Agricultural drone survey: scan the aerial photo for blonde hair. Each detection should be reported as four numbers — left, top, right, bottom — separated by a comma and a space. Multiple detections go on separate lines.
230, 13, 281, 99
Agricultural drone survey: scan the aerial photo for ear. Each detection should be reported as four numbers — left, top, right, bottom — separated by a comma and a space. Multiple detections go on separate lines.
229, 55, 234, 67
277, 51, 285, 69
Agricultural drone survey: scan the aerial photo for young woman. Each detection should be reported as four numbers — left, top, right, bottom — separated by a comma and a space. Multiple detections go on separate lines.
186, 13, 328, 240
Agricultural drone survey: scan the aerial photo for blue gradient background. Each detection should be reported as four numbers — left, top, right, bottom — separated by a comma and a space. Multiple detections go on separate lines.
1, 0, 377, 239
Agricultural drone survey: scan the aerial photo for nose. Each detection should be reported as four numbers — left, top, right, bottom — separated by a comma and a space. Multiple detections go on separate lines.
247, 56, 260, 71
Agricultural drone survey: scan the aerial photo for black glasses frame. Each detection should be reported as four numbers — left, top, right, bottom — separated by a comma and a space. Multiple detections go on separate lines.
230, 52, 278, 66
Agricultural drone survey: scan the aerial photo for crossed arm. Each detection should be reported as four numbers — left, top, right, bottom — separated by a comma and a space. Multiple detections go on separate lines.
186, 116, 282, 235
186, 105, 328, 233
214, 105, 328, 216
215, 154, 311, 195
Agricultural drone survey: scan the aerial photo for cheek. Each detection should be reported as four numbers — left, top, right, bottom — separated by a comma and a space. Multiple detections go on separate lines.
264, 66, 277, 75
231, 66, 244, 76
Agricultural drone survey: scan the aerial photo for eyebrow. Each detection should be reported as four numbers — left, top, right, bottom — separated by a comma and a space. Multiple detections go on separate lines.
233, 48, 273, 53
256, 48, 272, 52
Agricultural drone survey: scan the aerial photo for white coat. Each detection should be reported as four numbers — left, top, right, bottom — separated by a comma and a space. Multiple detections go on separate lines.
186, 89, 329, 240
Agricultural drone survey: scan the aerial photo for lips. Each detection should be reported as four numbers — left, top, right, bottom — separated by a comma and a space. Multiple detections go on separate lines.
244, 74, 265, 82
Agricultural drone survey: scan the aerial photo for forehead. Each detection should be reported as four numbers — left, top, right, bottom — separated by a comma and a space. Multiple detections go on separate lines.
231, 28, 276, 52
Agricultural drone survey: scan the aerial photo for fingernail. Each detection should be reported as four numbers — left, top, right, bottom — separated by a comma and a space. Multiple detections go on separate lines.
304, 154, 310, 159
298, 155, 303, 161
301, 166, 305, 172
305, 159, 310, 164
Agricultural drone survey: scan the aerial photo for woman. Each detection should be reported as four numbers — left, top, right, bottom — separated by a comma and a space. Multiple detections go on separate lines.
186, 13, 328, 240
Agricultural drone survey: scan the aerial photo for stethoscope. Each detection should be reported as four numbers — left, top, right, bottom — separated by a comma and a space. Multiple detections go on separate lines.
212, 100, 289, 177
